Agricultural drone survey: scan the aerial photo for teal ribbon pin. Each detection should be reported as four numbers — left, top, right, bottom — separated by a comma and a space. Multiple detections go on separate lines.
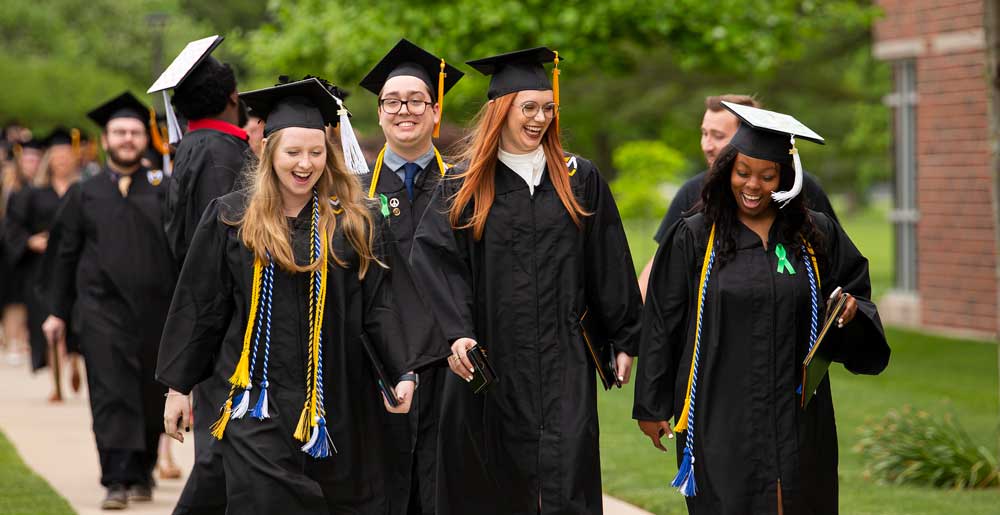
775, 243, 796, 275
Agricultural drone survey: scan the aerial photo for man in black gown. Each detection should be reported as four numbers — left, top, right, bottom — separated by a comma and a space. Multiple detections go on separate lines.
148, 35, 251, 515
638, 94, 838, 300
358, 39, 464, 515
42, 92, 176, 510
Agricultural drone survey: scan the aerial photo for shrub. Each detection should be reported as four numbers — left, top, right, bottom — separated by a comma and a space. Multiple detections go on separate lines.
856, 406, 999, 489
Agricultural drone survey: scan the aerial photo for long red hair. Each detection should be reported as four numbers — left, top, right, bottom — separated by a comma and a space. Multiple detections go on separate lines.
449, 93, 588, 240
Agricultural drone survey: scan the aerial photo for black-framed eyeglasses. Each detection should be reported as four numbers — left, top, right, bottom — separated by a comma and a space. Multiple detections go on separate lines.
520, 102, 558, 119
379, 98, 432, 115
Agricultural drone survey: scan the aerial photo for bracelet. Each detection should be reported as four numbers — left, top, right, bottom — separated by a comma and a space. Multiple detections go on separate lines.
164, 392, 186, 397
398, 372, 418, 387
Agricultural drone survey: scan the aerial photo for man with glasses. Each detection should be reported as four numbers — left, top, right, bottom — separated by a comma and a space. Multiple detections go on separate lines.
358, 39, 463, 515
41, 92, 176, 510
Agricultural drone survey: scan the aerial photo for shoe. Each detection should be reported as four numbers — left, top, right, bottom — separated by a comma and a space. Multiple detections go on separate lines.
101, 484, 128, 510
127, 483, 153, 502
158, 462, 182, 480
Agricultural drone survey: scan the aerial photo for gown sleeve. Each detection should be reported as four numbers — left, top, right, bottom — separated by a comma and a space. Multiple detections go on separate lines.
156, 198, 235, 394
362, 214, 450, 379
409, 179, 477, 343
815, 212, 890, 375
633, 219, 699, 422
581, 163, 643, 356
43, 184, 84, 320
3, 188, 31, 267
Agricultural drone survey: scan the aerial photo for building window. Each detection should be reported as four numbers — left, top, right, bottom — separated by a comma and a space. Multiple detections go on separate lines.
886, 59, 918, 292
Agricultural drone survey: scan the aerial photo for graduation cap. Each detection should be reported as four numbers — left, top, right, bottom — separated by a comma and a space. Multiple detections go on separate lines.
147, 35, 225, 145
87, 92, 150, 129
42, 127, 74, 147
722, 101, 825, 208
466, 47, 562, 104
240, 77, 368, 175
359, 39, 465, 137
19, 138, 45, 151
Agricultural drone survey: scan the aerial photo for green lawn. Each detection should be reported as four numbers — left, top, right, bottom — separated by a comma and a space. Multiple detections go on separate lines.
0, 430, 74, 515
609, 212, 1000, 514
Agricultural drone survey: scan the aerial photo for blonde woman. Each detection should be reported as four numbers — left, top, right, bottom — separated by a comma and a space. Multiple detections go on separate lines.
158, 77, 435, 514
4, 128, 81, 399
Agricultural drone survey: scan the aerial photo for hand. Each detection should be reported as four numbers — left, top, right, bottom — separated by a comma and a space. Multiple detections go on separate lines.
615, 352, 634, 385
42, 315, 66, 348
384, 380, 416, 414
837, 294, 858, 328
163, 389, 192, 443
27, 232, 48, 253
447, 338, 477, 382
638, 420, 674, 452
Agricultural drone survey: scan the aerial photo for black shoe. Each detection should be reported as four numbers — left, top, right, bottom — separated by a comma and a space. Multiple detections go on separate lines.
101, 484, 128, 510
127, 483, 153, 502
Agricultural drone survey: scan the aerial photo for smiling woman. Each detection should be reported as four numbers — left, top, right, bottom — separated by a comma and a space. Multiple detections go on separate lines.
409, 47, 643, 515
156, 76, 447, 515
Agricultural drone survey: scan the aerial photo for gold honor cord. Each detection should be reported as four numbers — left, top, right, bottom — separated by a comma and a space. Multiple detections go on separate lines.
367, 144, 447, 200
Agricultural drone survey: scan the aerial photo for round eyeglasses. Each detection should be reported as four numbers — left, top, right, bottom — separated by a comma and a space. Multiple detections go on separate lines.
379, 98, 432, 115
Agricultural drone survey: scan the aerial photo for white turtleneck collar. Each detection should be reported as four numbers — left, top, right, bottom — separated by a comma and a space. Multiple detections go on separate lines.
498, 145, 546, 196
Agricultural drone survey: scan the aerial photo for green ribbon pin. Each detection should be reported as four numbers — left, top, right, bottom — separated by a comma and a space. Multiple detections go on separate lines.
775, 243, 796, 275
379, 193, 390, 218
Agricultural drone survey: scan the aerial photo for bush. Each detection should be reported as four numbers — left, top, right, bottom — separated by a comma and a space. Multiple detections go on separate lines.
610, 140, 686, 220
856, 405, 999, 489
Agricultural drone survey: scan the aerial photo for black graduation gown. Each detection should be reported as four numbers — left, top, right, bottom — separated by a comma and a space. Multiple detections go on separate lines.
3, 186, 74, 370
165, 126, 250, 515
156, 191, 440, 515
361, 155, 449, 515
653, 170, 838, 244
164, 127, 250, 266
409, 156, 643, 515
634, 212, 891, 515
44, 167, 176, 453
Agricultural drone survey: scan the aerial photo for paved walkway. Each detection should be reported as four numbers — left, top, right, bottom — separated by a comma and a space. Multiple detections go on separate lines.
0, 359, 652, 515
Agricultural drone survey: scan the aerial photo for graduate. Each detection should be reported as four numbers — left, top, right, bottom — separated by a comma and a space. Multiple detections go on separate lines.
157, 77, 442, 514
409, 48, 642, 515
3, 127, 81, 399
633, 102, 891, 515
148, 34, 252, 515
41, 92, 176, 510
358, 38, 464, 515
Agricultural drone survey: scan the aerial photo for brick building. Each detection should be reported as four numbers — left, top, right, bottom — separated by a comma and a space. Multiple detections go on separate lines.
873, 0, 1000, 337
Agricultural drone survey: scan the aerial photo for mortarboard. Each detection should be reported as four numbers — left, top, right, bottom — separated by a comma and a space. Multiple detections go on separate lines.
359, 39, 465, 137
147, 35, 225, 145
722, 101, 825, 208
466, 47, 562, 104
241, 77, 368, 175
87, 92, 150, 128
43, 127, 74, 147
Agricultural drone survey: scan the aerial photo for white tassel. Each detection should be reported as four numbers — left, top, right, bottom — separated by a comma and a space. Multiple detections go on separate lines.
771, 135, 803, 208
230, 386, 251, 419
334, 97, 369, 176
163, 91, 183, 145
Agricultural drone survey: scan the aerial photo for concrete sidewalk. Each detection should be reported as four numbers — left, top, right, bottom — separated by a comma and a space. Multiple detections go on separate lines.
0, 360, 652, 515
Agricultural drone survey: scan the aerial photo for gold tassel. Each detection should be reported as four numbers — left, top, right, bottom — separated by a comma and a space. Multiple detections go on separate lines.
210, 396, 234, 440
228, 259, 264, 388
294, 405, 311, 442
70, 128, 81, 159
434, 59, 446, 138
552, 51, 560, 107
149, 108, 169, 155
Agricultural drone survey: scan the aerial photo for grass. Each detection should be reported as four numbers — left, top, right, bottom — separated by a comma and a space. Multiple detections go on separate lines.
0, 429, 75, 515
607, 210, 1000, 514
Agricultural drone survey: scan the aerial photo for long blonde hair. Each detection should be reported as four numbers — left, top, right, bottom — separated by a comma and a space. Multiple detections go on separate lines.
235, 128, 379, 278
450, 93, 587, 240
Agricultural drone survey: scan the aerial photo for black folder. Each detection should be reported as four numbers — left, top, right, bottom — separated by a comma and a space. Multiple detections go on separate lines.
360, 332, 400, 407
580, 308, 621, 391
800, 292, 849, 408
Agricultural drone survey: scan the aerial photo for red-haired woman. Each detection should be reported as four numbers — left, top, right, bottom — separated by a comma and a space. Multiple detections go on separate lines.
410, 48, 643, 515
